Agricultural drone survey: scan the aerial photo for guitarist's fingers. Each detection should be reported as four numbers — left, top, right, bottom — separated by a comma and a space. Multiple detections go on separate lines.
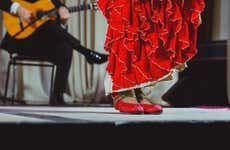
58, 6, 70, 20
16, 6, 33, 23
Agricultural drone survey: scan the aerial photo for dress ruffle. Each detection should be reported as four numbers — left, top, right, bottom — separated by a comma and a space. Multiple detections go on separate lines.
98, 0, 205, 92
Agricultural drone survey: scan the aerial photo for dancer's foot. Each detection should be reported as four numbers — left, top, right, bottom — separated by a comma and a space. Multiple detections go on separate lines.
134, 88, 163, 114
111, 90, 144, 114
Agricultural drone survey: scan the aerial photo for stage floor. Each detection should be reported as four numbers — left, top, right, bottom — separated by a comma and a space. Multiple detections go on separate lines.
0, 106, 230, 125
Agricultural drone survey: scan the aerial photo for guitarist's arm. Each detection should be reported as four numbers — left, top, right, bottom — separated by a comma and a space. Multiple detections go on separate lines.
0, 0, 33, 24
0, 0, 13, 12
52, 0, 66, 8
58, 6, 70, 26
52, 0, 70, 27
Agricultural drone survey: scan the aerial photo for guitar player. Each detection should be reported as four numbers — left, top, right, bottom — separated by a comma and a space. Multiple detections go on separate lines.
0, 0, 108, 106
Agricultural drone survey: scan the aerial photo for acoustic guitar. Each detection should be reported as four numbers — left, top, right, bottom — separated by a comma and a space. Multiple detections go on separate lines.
3, 0, 98, 39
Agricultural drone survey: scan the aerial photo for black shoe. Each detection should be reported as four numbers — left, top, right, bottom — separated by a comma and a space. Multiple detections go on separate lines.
50, 99, 68, 106
83, 48, 108, 64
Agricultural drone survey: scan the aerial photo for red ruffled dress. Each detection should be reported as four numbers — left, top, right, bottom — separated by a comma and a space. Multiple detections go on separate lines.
98, 0, 205, 95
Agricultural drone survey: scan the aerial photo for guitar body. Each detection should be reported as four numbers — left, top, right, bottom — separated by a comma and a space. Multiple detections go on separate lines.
3, 0, 56, 39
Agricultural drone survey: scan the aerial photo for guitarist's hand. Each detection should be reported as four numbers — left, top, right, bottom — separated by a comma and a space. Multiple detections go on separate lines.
58, 6, 70, 25
16, 6, 34, 24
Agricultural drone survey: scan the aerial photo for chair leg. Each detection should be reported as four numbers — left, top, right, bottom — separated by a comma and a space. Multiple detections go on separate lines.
3, 62, 11, 104
49, 65, 55, 103
11, 63, 17, 105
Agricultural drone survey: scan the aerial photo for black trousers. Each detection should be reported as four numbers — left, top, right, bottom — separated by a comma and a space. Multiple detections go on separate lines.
1, 21, 84, 98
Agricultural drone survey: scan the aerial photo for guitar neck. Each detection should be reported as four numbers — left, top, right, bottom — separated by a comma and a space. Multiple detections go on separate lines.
37, 2, 98, 19
68, 3, 92, 13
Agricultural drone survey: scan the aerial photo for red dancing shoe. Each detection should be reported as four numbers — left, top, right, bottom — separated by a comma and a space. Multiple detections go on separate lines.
140, 103, 163, 114
134, 89, 163, 114
111, 91, 144, 114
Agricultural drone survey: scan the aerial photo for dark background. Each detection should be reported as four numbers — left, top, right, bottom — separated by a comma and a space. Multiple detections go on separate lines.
163, 0, 228, 107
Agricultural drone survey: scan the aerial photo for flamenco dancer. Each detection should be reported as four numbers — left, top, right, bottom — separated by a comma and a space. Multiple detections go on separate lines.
98, 0, 205, 114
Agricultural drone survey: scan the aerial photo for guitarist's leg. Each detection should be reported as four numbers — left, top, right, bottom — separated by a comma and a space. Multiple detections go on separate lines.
51, 42, 73, 105
40, 21, 108, 64
13, 38, 73, 105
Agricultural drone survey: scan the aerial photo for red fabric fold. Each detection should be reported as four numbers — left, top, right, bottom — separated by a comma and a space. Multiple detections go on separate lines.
98, 0, 205, 91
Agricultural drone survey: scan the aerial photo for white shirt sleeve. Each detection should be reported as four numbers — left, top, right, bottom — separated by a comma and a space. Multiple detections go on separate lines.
10, 2, 21, 14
